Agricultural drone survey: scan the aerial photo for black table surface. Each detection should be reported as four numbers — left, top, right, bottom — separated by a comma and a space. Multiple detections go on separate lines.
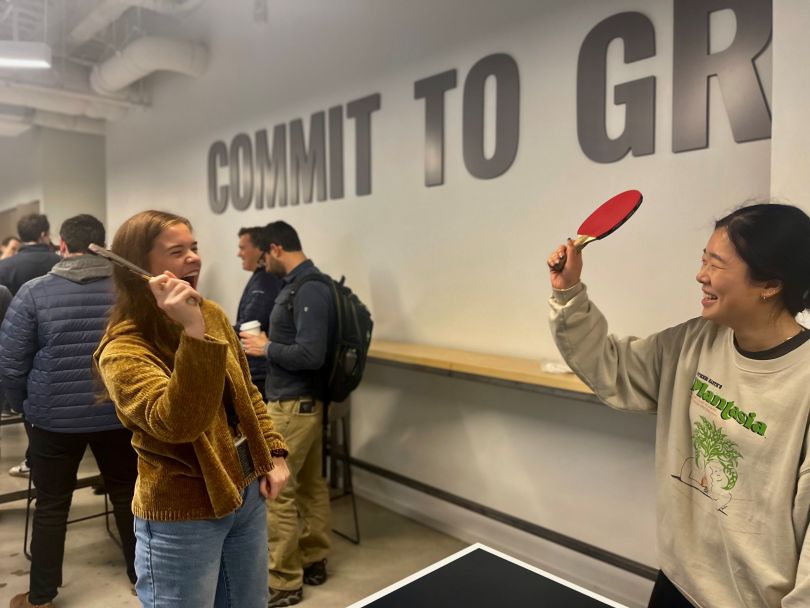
357, 546, 622, 608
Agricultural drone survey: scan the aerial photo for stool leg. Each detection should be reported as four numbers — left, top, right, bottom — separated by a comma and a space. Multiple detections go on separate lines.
103, 491, 120, 547
343, 413, 360, 544
329, 413, 339, 489
60, 484, 121, 547
330, 407, 360, 544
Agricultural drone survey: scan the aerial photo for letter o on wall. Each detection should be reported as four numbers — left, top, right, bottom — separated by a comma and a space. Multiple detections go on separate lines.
230, 133, 254, 211
463, 53, 520, 180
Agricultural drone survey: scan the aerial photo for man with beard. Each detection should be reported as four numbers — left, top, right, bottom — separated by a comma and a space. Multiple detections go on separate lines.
240, 221, 336, 608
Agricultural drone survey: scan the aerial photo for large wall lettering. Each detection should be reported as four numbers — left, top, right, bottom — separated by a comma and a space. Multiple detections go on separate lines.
208, 94, 380, 214
207, 0, 771, 214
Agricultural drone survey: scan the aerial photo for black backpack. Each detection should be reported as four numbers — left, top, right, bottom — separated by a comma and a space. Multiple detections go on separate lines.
288, 273, 373, 405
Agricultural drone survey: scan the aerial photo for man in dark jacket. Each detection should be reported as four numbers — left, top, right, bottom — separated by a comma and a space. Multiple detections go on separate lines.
0, 214, 60, 476
0, 215, 138, 608
0, 285, 11, 417
235, 226, 282, 392
241, 221, 336, 608
0, 213, 60, 295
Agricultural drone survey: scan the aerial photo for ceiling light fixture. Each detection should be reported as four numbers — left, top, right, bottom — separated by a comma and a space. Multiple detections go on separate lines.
0, 40, 52, 69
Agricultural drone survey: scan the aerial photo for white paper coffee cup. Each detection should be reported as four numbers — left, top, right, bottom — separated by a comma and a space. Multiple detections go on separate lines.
239, 320, 261, 336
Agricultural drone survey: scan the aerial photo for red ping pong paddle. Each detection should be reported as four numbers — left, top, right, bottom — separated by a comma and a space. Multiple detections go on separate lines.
551, 189, 643, 271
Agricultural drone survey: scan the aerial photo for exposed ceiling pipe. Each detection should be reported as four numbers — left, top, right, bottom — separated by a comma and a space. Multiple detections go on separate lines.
30, 110, 106, 136
90, 36, 207, 96
0, 80, 138, 121
0, 112, 31, 137
0, 110, 105, 137
69, 0, 206, 47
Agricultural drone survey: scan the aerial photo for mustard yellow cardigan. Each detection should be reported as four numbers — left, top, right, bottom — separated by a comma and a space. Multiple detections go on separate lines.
95, 300, 288, 520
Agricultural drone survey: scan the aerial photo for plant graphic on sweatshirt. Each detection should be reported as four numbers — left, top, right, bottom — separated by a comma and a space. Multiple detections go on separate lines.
677, 417, 742, 513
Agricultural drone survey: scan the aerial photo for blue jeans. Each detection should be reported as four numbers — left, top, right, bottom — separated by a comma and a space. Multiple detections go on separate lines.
134, 481, 268, 608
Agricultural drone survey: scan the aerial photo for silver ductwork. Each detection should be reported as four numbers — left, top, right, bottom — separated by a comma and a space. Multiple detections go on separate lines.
69, 0, 206, 47
90, 36, 208, 96
0, 2, 207, 128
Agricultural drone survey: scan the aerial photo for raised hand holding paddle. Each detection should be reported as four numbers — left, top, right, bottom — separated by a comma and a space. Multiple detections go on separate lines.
549, 189, 643, 272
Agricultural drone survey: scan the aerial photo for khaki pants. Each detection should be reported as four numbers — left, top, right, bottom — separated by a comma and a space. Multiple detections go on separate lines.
267, 397, 331, 590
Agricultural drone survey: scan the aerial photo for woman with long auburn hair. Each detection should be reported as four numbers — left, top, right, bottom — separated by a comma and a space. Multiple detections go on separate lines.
94, 210, 290, 608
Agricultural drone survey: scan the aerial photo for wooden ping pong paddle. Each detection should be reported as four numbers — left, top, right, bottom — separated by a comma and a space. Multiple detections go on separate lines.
88, 244, 200, 306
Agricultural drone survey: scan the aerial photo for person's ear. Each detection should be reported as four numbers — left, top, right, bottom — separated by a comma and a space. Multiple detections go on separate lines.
761, 280, 783, 301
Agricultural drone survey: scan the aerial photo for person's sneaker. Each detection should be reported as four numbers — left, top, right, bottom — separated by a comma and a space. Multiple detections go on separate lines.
9, 592, 55, 607
267, 587, 303, 607
303, 559, 328, 586
8, 461, 30, 478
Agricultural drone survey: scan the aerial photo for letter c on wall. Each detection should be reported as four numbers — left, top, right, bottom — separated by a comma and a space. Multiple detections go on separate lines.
208, 140, 229, 214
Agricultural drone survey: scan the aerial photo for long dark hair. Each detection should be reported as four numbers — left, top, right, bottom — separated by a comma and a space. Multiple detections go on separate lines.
716, 203, 810, 315
106, 210, 192, 356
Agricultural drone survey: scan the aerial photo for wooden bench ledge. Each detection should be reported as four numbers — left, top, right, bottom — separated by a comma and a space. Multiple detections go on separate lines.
368, 339, 592, 396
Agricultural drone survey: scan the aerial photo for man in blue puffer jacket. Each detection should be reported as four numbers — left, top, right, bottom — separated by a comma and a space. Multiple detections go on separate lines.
0, 214, 137, 608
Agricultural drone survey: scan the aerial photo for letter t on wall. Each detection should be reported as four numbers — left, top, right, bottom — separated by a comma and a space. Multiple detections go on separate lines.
415, 70, 458, 186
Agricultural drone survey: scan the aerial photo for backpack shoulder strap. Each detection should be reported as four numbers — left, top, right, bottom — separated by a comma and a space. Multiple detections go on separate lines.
287, 273, 333, 313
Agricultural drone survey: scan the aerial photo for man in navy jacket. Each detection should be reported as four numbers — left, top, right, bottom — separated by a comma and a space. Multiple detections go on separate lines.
235, 226, 282, 392
0, 213, 59, 296
0, 215, 137, 608
0, 214, 59, 443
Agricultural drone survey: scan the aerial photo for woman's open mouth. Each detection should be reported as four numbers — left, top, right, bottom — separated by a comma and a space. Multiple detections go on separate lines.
181, 271, 199, 289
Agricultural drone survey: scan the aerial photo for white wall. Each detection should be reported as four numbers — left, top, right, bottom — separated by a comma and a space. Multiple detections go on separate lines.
41, 129, 107, 242
103, 2, 776, 605
40, 129, 107, 241
0, 129, 43, 212
771, 0, 810, 202
772, 0, 810, 328
0, 127, 106, 239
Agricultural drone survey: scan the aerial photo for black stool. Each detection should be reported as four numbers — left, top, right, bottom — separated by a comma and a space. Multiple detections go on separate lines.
327, 399, 360, 544
23, 472, 118, 560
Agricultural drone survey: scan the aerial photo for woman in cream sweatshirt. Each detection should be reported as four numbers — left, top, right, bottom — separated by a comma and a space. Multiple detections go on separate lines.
547, 203, 810, 608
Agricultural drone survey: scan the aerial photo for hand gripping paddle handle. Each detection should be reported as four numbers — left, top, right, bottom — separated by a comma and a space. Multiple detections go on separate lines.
550, 235, 593, 272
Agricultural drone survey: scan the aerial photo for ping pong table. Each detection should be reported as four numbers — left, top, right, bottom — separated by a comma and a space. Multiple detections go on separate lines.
348, 543, 629, 607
